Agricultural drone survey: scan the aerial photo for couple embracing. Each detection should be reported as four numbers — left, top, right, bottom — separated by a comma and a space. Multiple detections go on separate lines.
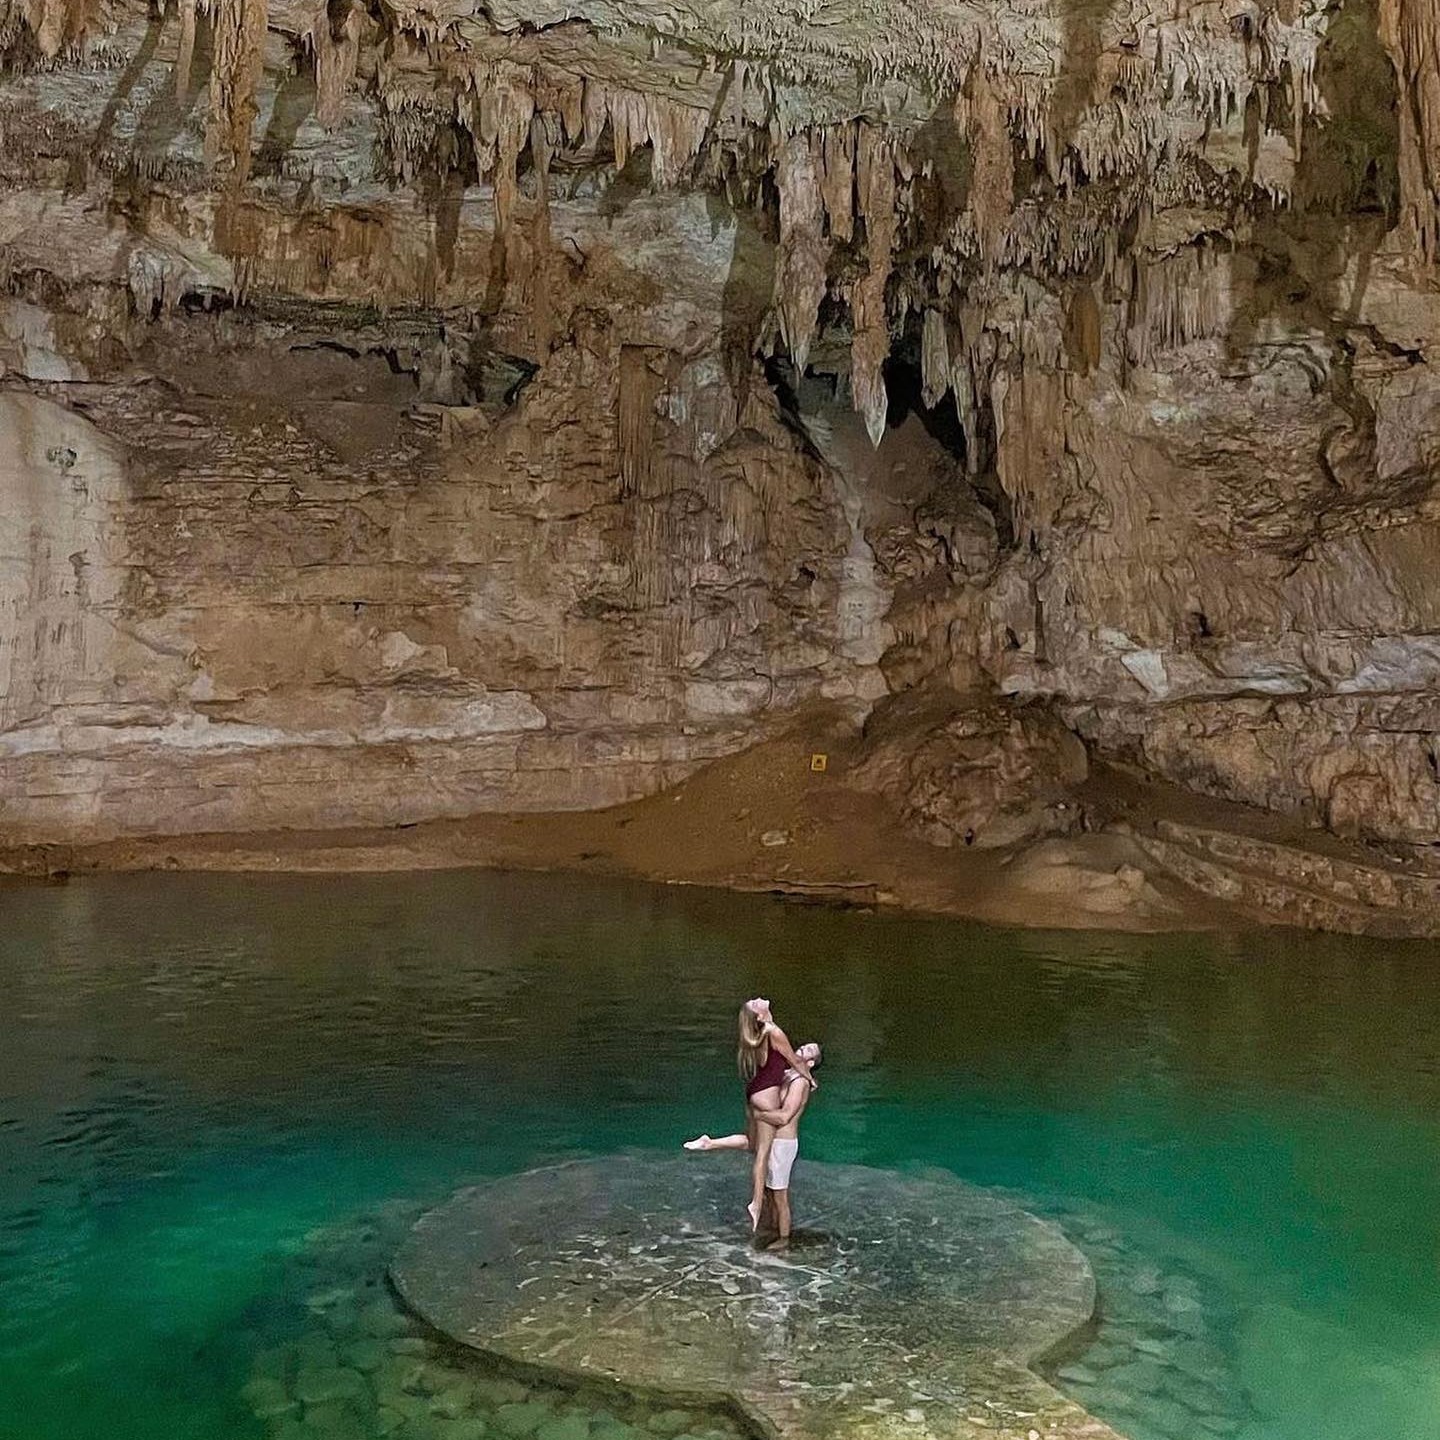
685, 996, 820, 1243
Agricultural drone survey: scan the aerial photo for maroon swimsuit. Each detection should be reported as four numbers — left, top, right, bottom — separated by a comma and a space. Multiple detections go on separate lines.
745, 1041, 788, 1099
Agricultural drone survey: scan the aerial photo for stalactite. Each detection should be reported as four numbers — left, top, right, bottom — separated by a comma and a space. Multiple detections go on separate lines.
990, 363, 1011, 454
851, 124, 897, 447
618, 344, 666, 499
531, 109, 555, 188
647, 95, 707, 187
1124, 245, 1232, 364
21, 0, 87, 57
818, 123, 855, 242
175, 0, 196, 103
534, 71, 584, 148
455, 66, 536, 236
206, 0, 269, 184
920, 307, 950, 409
773, 131, 829, 376
961, 56, 1013, 261
581, 77, 608, 152
10, 0, 1369, 432
950, 329, 979, 476
719, 58, 747, 133
313, 0, 362, 130
608, 89, 648, 172
953, 303, 996, 476
1063, 283, 1102, 376
1380, 0, 1440, 264
530, 109, 556, 354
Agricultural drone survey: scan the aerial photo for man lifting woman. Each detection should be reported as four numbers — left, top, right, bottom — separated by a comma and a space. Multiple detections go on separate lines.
684, 996, 819, 1243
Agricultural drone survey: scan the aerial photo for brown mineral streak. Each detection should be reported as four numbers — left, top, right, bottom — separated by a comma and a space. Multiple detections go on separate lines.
1380, 0, 1440, 261
175, 0, 197, 102
961, 56, 1014, 260
313, 1, 362, 130
774, 132, 830, 376
206, 0, 269, 182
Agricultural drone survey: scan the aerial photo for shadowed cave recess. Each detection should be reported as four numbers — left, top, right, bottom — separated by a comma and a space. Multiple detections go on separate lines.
3, 0, 1440, 934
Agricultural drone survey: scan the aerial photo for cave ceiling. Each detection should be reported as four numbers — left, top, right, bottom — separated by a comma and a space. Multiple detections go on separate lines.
2, 0, 1435, 445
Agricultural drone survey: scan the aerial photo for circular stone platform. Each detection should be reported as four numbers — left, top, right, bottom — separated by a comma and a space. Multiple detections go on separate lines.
390, 1155, 1127, 1440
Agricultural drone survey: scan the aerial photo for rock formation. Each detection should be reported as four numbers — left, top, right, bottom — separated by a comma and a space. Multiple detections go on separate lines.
391, 1156, 1123, 1440
2, 0, 1439, 929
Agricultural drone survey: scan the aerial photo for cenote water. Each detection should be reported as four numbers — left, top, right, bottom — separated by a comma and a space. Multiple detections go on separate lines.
3, 870, 1438, 1440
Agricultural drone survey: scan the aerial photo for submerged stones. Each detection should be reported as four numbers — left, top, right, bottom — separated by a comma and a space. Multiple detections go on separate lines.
235, 1160, 1265, 1440
236, 1197, 758, 1440
389, 1155, 1126, 1440
1039, 1212, 1254, 1440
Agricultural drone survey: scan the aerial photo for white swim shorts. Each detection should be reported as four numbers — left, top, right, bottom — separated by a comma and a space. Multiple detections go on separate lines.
766, 1137, 799, 1191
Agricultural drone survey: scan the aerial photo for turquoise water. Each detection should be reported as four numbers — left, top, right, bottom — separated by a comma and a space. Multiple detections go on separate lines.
2, 870, 1439, 1440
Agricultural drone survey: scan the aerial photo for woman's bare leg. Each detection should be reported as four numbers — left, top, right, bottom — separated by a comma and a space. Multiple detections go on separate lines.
748, 1125, 774, 1231
682, 1133, 750, 1151
744, 1091, 783, 1231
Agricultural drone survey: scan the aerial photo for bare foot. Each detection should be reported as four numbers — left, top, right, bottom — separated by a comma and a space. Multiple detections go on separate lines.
747, 1200, 761, 1231
682, 1136, 713, 1151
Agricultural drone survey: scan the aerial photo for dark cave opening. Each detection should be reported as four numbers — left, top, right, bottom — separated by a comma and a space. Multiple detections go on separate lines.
882, 348, 1016, 552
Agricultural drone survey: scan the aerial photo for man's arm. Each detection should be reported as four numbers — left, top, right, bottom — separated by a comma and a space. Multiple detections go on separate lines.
750, 1079, 811, 1129
765, 1024, 817, 1089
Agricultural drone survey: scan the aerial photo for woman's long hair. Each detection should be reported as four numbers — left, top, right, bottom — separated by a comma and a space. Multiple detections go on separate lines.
737, 1003, 769, 1081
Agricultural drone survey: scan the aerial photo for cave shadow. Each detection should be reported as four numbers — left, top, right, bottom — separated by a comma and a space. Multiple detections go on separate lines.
596, 146, 655, 220
1223, 0, 1398, 360
68, 0, 171, 192
1048, 0, 1124, 176
908, 99, 975, 239
127, 2, 216, 167
882, 345, 1016, 551
706, 187, 776, 414
759, 356, 828, 467
425, 164, 467, 285
254, 43, 318, 179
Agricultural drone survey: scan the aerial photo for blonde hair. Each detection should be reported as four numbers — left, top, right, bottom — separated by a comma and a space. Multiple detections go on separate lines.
737, 1003, 769, 1081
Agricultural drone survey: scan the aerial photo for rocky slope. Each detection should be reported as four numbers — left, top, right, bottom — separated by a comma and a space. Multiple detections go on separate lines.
2, 0, 1439, 931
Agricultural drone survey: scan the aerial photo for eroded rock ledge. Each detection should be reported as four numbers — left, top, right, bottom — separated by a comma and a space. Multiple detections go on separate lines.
3, 1, 1440, 933
389, 1155, 1126, 1440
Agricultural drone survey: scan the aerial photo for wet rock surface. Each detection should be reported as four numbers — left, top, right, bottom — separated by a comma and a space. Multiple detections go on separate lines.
389, 1155, 1126, 1440
220, 1163, 1276, 1440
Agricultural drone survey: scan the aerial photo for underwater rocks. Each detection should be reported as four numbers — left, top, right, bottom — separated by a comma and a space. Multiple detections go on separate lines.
1040, 1210, 1256, 1440
233, 1168, 1295, 1440
241, 1198, 754, 1440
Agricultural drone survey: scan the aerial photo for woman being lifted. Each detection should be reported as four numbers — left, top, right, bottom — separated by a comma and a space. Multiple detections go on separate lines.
687, 997, 817, 1230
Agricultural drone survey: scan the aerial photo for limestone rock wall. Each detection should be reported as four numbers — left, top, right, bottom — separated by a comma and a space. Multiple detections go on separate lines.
969, 238, 1440, 846
0, 192, 892, 840
3, 0, 1440, 861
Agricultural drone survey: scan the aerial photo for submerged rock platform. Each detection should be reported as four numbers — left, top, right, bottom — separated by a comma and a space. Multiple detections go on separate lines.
389, 1156, 1125, 1440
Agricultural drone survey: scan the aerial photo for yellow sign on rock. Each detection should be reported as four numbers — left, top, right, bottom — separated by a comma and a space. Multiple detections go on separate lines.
810, 753, 828, 773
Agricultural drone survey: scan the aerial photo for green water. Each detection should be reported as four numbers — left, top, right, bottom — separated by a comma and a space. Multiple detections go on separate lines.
2, 870, 1439, 1440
